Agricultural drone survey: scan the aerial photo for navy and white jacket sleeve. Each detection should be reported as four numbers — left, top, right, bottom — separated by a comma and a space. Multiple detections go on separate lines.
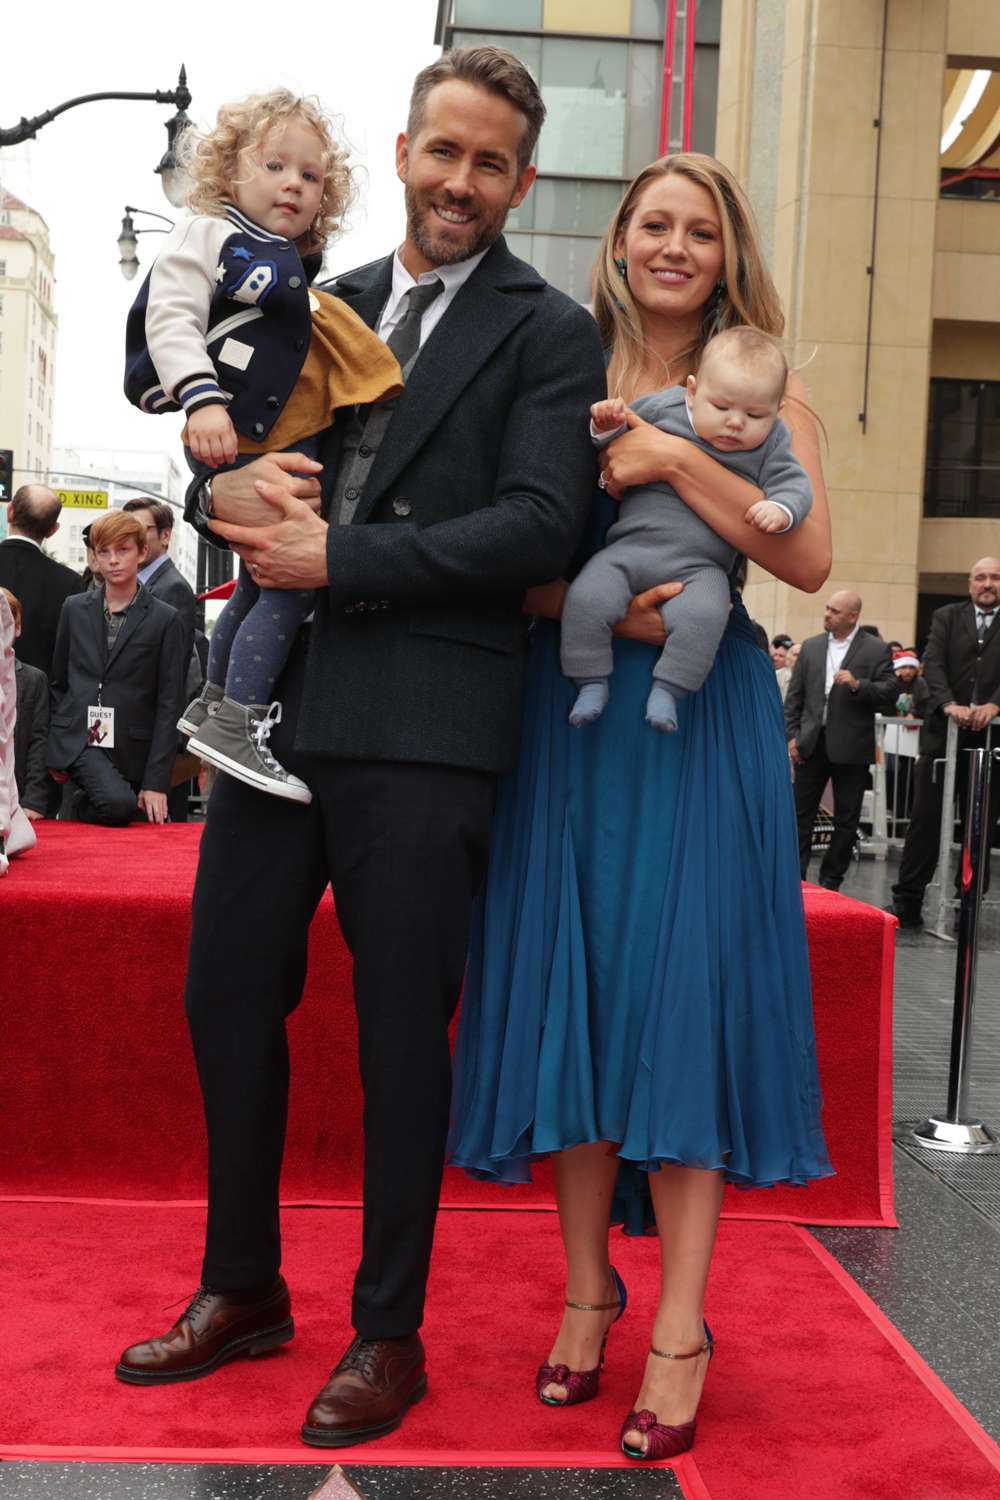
124, 205, 314, 441
127, 216, 234, 418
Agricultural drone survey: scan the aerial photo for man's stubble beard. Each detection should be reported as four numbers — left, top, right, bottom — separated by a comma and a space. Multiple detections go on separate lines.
404, 180, 510, 268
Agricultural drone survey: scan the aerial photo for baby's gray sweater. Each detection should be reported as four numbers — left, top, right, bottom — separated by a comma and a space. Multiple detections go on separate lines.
596, 385, 811, 560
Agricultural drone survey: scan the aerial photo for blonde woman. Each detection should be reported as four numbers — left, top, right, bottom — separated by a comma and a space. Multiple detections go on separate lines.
448, 155, 833, 1461
125, 88, 401, 802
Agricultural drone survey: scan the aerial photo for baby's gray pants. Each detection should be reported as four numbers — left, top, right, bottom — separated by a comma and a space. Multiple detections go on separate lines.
561, 547, 732, 694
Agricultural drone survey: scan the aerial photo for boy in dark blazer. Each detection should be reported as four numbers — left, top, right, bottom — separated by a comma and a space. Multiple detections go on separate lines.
116, 46, 607, 1446
47, 511, 185, 825
785, 590, 898, 888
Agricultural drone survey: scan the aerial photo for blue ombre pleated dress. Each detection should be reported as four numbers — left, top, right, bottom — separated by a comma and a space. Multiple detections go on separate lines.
447, 493, 832, 1195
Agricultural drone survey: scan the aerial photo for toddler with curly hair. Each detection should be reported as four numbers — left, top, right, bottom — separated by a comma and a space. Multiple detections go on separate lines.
125, 88, 402, 803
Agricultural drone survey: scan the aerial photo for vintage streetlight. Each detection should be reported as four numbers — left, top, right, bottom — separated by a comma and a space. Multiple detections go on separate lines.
1, 67, 192, 210
117, 206, 174, 282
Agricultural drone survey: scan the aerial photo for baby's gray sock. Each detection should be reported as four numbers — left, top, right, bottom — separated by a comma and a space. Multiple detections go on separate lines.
569, 680, 610, 727
646, 682, 687, 733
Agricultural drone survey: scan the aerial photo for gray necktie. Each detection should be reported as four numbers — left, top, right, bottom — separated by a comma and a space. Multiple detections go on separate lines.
978, 612, 994, 643
386, 278, 444, 372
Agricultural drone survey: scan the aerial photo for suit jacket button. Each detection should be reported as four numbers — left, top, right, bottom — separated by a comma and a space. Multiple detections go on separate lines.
253, 421, 265, 436
392, 498, 411, 517
266, 396, 280, 409
345, 486, 360, 502
289, 276, 302, 289
295, 338, 305, 351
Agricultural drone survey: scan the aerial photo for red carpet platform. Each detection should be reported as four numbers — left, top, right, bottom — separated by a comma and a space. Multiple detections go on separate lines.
2, 1203, 999, 1496
2, 822, 895, 1225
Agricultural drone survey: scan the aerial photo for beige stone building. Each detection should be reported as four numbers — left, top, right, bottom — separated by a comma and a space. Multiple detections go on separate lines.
718, 0, 1000, 648
0, 191, 57, 511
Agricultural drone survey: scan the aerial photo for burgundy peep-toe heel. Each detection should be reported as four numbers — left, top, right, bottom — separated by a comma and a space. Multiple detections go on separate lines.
536, 1266, 627, 1407
620, 1322, 715, 1461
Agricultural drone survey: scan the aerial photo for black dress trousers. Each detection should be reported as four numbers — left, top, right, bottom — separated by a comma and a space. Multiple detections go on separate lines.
892, 728, 1000, 915
185, 631, 496, 1339
793, 729, 869, 887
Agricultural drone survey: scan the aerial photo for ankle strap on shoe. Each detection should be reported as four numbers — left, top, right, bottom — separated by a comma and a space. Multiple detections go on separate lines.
650, 1335, 714, 1361
564, 1295, 621, 1312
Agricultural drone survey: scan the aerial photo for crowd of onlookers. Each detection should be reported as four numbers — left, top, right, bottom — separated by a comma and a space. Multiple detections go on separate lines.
0, 484, 204, 857
763, 558, 1000, 928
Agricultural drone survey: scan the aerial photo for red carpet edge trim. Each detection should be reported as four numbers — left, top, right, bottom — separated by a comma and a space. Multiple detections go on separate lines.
793, 1226, 1000, 1472
0, 1444, 687, 1470
876, 916, 899, 1227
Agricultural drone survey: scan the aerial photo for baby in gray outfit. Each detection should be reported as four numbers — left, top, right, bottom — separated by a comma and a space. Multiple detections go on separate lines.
561, 327, 812, 731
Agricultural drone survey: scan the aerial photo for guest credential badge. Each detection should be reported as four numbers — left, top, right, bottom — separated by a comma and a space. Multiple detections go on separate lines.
86, 706, 115, 748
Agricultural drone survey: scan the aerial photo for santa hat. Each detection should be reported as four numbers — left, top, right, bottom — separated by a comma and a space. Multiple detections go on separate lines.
893, 650, 919, 672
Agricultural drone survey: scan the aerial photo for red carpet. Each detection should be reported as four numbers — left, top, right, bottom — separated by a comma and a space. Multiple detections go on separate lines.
2, 822, 895, 1224
1, 1202, 998, 1497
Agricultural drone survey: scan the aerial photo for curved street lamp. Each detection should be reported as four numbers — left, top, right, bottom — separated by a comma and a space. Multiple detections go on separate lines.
118, 205, 174, 281
2, 67, 192, 210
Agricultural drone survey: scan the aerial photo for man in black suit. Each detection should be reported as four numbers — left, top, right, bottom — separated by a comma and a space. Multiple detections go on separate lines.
122, 498, 200, 821
0, 486, 85, 674
888, 558, 1000, 927
47, 511, 185, 825
116, 48, 607, 1443
785, 590, 898, 888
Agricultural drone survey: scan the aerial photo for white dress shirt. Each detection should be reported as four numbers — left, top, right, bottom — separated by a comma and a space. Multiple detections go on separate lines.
377, 247, 491, 349
138, 553, 170, 586
825, 625, 859, 698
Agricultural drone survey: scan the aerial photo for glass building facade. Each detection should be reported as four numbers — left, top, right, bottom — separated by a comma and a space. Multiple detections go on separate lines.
434, 0, 722, 301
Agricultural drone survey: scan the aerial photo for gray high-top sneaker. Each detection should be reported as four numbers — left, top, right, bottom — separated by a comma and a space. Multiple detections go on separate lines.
187, 697, 312, 804
177, 680, 225, 738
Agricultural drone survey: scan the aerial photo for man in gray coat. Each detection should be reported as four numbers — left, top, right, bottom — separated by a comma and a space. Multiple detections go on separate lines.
785, 590, 898, 888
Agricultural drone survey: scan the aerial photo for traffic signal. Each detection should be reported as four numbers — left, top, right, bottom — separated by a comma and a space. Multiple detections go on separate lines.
0, 450, 13, 503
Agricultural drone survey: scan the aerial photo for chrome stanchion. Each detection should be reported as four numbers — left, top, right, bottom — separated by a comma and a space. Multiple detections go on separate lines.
913, 744, 1000, 1154
928, 717, 960, 941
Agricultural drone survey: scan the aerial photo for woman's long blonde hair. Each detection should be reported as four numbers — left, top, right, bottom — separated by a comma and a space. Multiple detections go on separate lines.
593, 153, 784, 402
180, 88, 354, 254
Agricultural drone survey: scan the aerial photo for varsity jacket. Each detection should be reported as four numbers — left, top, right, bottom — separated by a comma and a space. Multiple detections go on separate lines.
124, 204, 322, 445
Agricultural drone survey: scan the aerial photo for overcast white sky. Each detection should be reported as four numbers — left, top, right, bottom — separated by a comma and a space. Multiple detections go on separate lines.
1, 0, 440, 472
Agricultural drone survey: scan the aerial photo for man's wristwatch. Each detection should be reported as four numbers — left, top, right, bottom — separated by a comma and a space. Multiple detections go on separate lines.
201, 476, 215, 520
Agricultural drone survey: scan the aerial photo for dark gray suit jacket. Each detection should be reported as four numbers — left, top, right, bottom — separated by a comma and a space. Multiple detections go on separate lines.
917, 600, 1000, 757
143, 554, 201, 700
47, 587, 185, 791
784, 630, 898, 764
0, 537, 85, 674
14, 658, 50, 813
186, 237, 607, 774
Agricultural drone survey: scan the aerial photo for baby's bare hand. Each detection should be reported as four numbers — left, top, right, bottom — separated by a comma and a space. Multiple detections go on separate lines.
746, 500, 788, 534
591, 397, 628, 432
187, 404, 239, 468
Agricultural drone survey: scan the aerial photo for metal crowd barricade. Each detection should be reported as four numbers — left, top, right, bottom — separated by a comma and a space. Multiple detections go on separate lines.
868, 713, 924, 858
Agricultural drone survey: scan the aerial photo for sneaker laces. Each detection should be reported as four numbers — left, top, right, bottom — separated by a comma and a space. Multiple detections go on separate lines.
251, 702, 286, 774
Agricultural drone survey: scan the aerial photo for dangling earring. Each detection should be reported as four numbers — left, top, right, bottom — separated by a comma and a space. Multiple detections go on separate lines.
709, 277, 727, 336
615, 256, 627, 280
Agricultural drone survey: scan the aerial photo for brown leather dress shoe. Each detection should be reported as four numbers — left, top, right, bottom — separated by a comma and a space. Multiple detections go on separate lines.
115, 1277, 293, 1385
301, 1334, 427, 1447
